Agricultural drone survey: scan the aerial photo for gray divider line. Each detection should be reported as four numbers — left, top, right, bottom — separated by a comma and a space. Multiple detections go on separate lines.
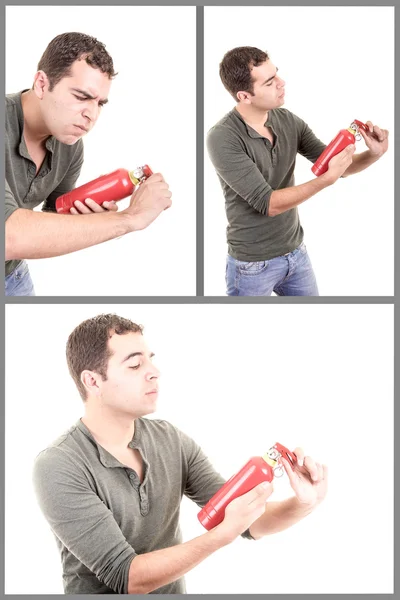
196, 6, 204, 296
4, 296, 395, 305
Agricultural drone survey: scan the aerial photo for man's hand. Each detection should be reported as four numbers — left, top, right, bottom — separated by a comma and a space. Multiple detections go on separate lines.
215, 481, 273, 543
281, 447, 328, 509
323, 145, 356, 184
122, 172, 172, 231
69, 198, 119, 215
359, 121, 389, 157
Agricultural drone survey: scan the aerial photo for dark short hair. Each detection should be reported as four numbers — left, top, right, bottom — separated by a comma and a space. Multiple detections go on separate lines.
66, 314, 143, 401
219, 46, 269, 100
37, 32, 117, 91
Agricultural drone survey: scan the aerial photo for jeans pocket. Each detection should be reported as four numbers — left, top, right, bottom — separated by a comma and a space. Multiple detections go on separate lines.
237, 260, 269, 274
14, 261, 29, 281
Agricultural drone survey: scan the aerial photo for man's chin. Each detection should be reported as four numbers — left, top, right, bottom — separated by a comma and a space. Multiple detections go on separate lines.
55, 134, 81, 145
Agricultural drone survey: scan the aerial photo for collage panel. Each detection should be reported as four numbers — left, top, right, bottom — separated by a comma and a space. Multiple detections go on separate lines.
204, 6, 394, 297
5, 5, 196, 297
5, 303, 393, 594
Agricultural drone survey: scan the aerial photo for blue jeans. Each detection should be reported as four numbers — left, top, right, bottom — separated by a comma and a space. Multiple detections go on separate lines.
226, 242, 319, 296
5, 261, 36, 296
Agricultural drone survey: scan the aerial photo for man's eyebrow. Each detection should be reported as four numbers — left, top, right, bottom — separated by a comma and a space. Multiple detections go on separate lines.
122, 351, 155, 363
262, 68, 279, 85
70, 87, 108, 104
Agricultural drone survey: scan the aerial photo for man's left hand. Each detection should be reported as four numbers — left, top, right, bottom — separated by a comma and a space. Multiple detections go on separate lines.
281, 447, 328, 509
359, 121, 389, 157
69, 198, 119, 215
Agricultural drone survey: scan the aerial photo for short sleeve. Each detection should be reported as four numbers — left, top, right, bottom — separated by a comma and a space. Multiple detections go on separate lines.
33, 446, 136, 593
207, 126, 273, 215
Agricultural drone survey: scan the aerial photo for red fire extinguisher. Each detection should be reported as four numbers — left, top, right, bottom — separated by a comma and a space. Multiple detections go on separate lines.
55, 165, 153, 214
312, 120, 368, 177
197, 442, 297, 531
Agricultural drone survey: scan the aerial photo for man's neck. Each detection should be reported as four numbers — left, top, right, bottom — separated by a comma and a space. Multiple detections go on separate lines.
81, 406, 137, 452
235, 103, 270, 129
21, 90, 51, 146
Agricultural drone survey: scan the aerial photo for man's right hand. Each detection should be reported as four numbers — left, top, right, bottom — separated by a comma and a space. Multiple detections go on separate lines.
214, 481, 274, 543
124, 173, 172, 231
324, 145, 356, 184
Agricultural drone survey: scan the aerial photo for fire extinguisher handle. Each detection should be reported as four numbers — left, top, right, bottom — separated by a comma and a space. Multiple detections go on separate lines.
273, 442, 297, 469
353, 119, 368, 133
142, 165, 153, 178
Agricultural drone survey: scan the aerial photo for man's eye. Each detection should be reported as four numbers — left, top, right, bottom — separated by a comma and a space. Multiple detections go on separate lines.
129, 365, 140, 370
74, 95, 86, 101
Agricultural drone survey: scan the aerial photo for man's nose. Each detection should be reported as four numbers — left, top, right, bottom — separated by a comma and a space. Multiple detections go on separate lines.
277, 76, 285, 88
82, 102, 99, 124
146, 365, 160, 380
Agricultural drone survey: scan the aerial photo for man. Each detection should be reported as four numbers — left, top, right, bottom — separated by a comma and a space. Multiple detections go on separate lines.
207, 47, 389, 296
33, 313, 328, 594
5, 33, 172, 296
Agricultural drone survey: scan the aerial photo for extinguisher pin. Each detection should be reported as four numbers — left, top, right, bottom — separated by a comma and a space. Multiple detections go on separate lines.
350, 122, 362, 141
267, 448, 281, 460
273, 465, 285, 478
132, 166, 148, 182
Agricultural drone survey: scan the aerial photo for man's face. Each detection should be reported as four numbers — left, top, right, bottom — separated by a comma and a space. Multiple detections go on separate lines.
240, 60, 286, 111
95, 332, 160, 418
37, 59, 111, 145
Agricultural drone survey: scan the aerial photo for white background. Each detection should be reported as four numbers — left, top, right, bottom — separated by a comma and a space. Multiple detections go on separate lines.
6, 6, 196, 296
204, 6, 394, 296
5, 303, 393, 594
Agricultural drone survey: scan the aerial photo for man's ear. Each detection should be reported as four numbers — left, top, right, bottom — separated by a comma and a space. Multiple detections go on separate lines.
32, 70, 50, 99
236, 90, 252, 104
81, 370, 102, 398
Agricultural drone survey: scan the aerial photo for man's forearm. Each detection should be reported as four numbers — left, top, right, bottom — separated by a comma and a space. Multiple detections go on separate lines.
268, 174, 332, 217
249, 497, 316, 540
342, 150, 382, 177
127, 526, 231, 594
5, 208, 134, 260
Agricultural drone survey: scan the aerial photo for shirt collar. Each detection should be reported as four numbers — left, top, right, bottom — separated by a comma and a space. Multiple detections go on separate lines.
76, 418, 142, 468
232, 107, 276, 139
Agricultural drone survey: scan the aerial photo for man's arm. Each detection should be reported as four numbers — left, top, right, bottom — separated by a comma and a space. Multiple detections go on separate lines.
207, 124, 353, 219
127, 482, 272, 594
33, 445, 271, 595
5, 173, 172, 260
268, 145, 355, 217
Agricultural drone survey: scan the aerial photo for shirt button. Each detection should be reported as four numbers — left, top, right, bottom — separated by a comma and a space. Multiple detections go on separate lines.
129, 473, 135, 479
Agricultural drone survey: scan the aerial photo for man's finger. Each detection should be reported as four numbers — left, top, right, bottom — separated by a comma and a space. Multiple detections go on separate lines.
303, 456, 319, 481
366, 120, 374, 133
69, 207, 79, 215
102, 201, 118, 212
317, 463, 324, 481
74, 200, 92, 214
245, 481, 273, 505
293, 447, 305, 466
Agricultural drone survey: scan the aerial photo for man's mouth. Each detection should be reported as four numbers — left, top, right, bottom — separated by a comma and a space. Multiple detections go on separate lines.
146, 389, 158, 395
74, 124, 88, 133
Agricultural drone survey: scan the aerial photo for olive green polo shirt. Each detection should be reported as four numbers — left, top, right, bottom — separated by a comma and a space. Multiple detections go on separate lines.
207, 108, 326, 261
5, 91, 84, 276
33, 418, 252, 594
